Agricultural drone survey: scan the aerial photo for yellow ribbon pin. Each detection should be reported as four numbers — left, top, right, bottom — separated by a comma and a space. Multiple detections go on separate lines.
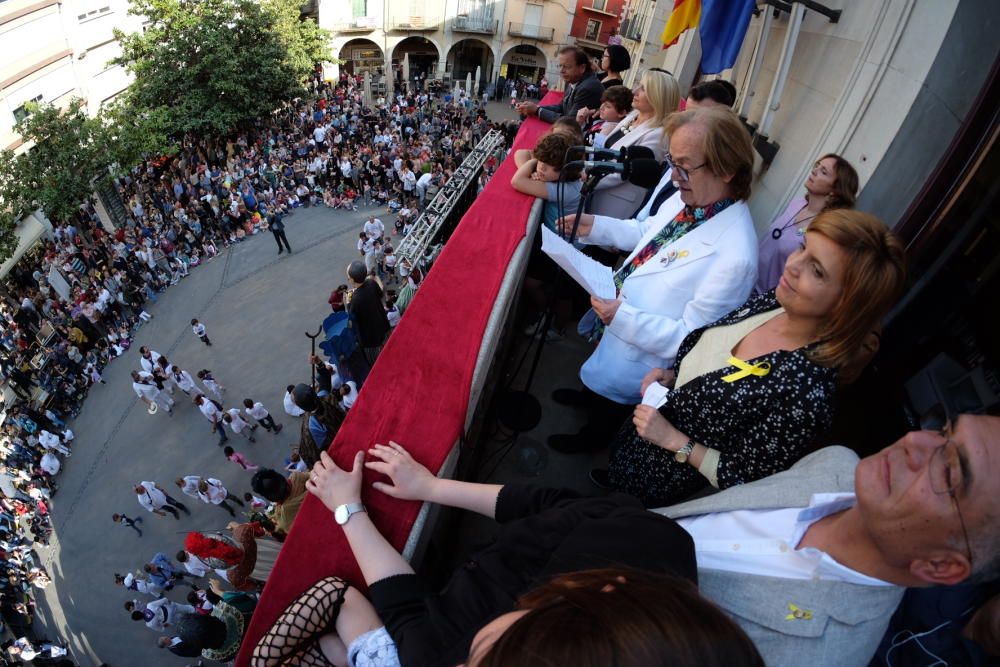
721, 356, 772, 383
785, 603, 813, 621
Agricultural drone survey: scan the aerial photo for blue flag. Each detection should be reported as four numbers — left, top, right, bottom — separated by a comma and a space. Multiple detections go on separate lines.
699, 0, 756, 74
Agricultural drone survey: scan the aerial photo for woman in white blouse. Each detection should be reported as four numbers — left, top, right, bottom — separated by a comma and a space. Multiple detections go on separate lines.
588, 70, 680, 219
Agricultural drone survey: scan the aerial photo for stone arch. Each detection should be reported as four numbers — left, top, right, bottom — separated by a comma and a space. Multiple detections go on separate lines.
499, 44, 548, 87
446, 38, 497, 93
336, 38, 385, 77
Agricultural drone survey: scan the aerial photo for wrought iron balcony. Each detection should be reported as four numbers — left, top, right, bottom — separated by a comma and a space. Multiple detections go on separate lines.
452, 16, 498, 34
507, 22, 555, 41
331, 17, 378, 32
389, 15, 441, 31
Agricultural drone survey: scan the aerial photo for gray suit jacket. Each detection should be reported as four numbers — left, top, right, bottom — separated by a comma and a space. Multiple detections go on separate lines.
538, 71, 604, 123
654, 447, 905, 667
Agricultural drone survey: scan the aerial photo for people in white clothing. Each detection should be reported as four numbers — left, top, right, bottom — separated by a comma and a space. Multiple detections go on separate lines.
132, 370, 175, 415
284, 385, 306, 417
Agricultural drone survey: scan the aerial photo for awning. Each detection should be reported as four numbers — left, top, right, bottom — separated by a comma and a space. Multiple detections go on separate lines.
0, 211, 50, 280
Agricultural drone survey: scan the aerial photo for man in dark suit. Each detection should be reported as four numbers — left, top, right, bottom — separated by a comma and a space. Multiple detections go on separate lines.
346, 260, 389, 367
517, 46, 604, 124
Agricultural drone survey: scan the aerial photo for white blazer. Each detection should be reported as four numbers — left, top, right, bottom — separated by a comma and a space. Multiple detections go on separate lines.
579, 192, 758, 404
587, 111, 666, 219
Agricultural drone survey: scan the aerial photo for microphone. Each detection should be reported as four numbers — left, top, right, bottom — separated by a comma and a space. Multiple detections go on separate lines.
572, 157, 663, 188
569, 145, 656, 163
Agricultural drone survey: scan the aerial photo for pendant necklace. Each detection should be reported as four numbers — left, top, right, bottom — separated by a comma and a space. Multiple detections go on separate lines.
772, 212, 818, 240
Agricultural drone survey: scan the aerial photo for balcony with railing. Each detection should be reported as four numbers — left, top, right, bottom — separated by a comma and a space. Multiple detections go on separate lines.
389, 15, 441, 31
452, 16, 498, 34
507, 22, 555, 41
331, 16, 379, 32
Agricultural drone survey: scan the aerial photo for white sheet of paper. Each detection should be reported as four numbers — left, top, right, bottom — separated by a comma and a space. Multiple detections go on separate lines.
540, 226, 617, 300
641, 382, 670, 408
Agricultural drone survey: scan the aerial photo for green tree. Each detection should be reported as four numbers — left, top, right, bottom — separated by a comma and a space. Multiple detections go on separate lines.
0, 99, 108, 258
112, 0, 331, 139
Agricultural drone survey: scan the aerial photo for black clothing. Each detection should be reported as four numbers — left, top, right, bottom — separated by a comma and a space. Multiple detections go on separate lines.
348, 280, 389, 348
367, 485, 696, 667
610, 291, 839, 505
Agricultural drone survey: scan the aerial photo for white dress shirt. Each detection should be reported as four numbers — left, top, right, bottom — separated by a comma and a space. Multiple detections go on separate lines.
171, 369, 197, 393
284, 391, 305, 417
198, 400, 223, 424
198, 478, 228, 505
136, 481, 167, 512
226, 409, 251, 433
677, 493, 893, 586
245, 403, 269, 420
178, 475, 201, 498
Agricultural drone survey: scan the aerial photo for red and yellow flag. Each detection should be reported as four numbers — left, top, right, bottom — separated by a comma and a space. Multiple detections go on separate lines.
661, 0, 701, 49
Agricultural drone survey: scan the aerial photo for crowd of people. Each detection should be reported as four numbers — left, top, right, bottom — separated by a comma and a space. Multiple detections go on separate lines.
0, 38, 995, 666
0, 63, 521, 663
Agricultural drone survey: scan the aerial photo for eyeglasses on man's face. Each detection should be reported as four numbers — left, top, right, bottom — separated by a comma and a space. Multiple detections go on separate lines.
665, 153, 708, 182
929, 427, 974, 566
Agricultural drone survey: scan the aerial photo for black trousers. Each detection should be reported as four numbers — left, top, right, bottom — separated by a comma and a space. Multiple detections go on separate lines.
579, 387, 634, 449
273, 229, 292, 252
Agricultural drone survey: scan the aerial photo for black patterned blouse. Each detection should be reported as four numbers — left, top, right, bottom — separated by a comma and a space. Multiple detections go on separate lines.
608, 291, 838, 507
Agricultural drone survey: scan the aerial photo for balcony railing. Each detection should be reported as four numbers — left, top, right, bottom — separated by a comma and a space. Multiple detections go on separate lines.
331, 17, 378, 32
452, 16, 498, 34
389, 15, 441, 31
507, 22, 555, 41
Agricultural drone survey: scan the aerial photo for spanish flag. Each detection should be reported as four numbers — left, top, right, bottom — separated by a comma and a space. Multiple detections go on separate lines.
661, 0, 701, 49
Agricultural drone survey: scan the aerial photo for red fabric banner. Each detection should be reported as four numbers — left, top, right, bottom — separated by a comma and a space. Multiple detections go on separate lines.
235, 95, 561, 666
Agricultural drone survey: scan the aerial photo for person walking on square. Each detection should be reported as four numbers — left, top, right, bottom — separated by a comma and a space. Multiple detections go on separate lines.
191, 319, 212, 346
224, 409, 257, 443
196, 478, 244, 517
268, 210, 292, 254
132, 370, 174, 416
197, 369, 225, 400
175, 475, 203, 501
224, 446, 259, 471
243, 398, 282, 434
113, 512, 143, 537
170, 365, 199, 397
135, 481, 189, 519
195, 394, 228, 446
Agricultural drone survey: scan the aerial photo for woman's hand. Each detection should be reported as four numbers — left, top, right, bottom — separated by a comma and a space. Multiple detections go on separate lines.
639, 367, 677, 395
365, 441, 437, 502
590, 296, 621, 325
307, 450, 364, 512
556, 213, 595, 238
633, 405, 683, 451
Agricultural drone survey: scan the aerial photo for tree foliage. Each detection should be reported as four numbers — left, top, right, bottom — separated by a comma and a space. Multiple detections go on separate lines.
0, 99, 108, 256
111, 0, 331, 139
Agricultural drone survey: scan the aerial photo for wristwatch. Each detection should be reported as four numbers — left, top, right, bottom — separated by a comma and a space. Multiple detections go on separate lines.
674, 439, 696, 464
334, 502, 366, 525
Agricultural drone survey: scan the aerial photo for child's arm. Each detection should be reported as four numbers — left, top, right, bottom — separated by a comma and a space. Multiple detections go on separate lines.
510, 159, 550, 199
513, 148, 533, 167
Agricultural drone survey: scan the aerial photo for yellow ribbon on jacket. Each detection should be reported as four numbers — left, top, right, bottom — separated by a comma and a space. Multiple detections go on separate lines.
785, 602, 814, 621
721, 356, 771, 383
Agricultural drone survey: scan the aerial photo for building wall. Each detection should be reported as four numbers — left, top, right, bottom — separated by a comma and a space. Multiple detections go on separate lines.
569, 0, 624, 55
0, 0, 142, 153
651, 0, 966, 233
322, 0, 508, 92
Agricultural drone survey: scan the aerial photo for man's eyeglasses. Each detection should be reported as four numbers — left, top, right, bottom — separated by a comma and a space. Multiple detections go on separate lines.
930, 426, 974, 565
665, 153, 708, 182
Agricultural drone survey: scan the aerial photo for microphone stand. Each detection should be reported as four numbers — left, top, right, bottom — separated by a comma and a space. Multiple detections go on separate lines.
494, 169, 611, 475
